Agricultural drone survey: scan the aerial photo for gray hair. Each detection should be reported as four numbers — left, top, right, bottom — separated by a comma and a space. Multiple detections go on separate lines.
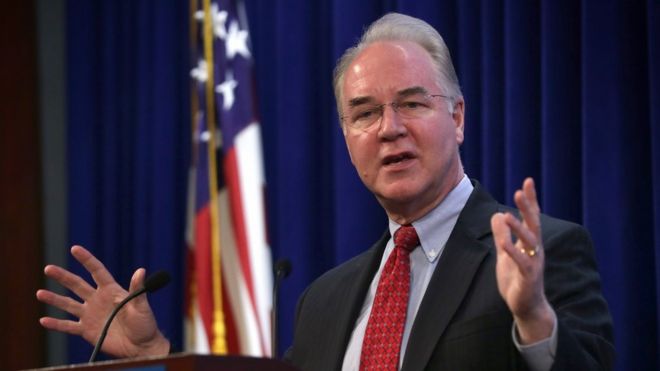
333, 13, 462, 118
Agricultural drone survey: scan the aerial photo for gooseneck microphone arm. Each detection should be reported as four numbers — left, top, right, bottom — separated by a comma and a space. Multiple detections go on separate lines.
271, 259, 292, 358
89, 270, 171, 363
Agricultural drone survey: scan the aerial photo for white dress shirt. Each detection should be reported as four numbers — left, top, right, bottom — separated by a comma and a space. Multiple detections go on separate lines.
341, 175, 557, 371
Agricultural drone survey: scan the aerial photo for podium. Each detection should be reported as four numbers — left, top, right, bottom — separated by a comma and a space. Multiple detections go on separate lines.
26, 353, 300, 371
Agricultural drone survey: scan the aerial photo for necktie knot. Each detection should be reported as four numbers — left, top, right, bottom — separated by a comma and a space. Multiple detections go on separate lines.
394, 225, 419, 252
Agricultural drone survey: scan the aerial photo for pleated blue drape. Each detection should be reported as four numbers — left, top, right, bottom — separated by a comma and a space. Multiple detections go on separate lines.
66, 1, 660, 369
66, 0, 190, 362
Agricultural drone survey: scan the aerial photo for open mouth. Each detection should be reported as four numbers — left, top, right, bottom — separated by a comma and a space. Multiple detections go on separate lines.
383, 152, 415, 166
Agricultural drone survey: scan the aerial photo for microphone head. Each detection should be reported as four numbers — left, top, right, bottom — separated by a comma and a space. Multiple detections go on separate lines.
143, 270, 171, 293
274, 259, 292, 278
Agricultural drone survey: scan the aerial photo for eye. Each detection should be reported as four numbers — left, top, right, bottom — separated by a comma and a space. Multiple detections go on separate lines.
353, 107, 378, 122
399, 100, 426, 110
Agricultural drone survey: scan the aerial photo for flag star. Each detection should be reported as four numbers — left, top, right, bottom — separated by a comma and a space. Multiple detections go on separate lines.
194, 9, 204, 22
200, 129, 223, 148
194, 5, 228, 40
191, 59, 208, 83
225, 20, 251, 59
210, 4, 228, 40
215, 70, 238, 110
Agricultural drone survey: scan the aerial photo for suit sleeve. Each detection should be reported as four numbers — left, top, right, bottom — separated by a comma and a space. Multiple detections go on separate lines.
542, 220, 615, 370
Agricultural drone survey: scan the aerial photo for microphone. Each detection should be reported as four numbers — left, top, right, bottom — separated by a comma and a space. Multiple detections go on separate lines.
142, 270, 171, 293
89, 270, 171, 363
271, 259, 292, 358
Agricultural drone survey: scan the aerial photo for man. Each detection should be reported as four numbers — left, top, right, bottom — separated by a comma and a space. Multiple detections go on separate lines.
37, 13, 614, 371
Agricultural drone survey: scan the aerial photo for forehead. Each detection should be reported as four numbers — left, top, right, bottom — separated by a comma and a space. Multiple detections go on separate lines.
342, 40, 439, 102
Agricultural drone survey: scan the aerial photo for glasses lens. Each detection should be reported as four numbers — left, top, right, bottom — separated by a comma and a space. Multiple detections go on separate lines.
396, 94, 433, 118
349, 105, 382, 130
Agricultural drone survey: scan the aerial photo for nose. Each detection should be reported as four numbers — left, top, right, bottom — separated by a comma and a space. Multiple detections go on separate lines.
378, 103, 407, 140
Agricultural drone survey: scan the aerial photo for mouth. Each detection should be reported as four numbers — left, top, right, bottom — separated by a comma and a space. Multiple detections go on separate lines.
382, 152, 416, 166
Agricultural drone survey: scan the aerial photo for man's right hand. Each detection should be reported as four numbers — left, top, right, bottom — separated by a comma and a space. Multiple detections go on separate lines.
36, 245, 170, 358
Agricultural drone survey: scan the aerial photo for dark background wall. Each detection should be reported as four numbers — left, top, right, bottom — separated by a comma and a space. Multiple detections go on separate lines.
0, 1, 45, 369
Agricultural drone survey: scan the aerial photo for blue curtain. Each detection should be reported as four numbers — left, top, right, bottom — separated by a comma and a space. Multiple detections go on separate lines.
66, 0, 660, 369
66, 0, 190, 361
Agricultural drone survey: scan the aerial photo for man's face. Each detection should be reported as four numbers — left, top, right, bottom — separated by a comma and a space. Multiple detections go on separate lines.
341, 40, 465, 222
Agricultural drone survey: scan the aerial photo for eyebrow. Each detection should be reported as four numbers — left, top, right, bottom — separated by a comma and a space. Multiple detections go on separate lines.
397, 86, 429, 97
346, 86, 430, 109
347, 96, 374, 109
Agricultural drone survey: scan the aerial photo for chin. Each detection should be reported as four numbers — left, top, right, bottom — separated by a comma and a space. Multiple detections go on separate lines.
374, 185, 422, 205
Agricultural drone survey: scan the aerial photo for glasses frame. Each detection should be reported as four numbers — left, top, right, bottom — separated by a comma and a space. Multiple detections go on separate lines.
340, 94, 454, 131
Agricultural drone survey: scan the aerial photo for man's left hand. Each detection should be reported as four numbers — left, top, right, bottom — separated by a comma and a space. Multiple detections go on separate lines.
490, 177, 555, 344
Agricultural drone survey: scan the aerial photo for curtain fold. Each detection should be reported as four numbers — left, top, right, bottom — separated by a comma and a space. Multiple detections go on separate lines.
540, 0, 583, 222
581, 1, 658, 366
65, 1, 659, 369
650, 2, 660, 367
66, 0, 189, 362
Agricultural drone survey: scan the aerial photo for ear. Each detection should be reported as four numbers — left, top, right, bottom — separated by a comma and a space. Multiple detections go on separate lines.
452, 97, 465, 145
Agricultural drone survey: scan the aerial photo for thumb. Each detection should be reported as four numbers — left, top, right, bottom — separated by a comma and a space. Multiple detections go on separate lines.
129, 268, 146, 293
130, 268, 150, 311
128, 268, 152, 309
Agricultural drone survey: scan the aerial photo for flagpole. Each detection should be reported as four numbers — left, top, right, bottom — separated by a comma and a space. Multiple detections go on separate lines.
184, 0, 200, 350
202, 0, 228, 355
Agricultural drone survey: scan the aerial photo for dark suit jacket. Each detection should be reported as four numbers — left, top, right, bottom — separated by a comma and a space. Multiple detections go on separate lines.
287, 182, 614, 371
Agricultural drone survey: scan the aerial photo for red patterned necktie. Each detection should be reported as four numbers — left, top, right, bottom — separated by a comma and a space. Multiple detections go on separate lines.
360, 225, 420, 371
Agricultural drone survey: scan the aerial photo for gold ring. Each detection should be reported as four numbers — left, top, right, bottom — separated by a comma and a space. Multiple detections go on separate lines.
520, 245, 539, 257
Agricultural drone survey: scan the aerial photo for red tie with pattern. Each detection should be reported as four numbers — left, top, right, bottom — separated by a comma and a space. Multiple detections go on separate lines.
360, 225, 420, 371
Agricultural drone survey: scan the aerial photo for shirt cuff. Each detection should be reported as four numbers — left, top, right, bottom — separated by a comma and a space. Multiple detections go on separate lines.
511, 310, 558, 371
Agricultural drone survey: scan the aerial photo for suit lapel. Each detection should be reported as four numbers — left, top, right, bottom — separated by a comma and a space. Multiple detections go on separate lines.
401, 183, 499, 371
327, 231, 390, 371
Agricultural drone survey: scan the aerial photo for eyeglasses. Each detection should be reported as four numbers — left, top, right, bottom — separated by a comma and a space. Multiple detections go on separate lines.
341, 94, 452, 131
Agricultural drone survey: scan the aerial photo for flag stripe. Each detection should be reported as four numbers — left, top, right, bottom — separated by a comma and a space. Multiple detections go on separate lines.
235, 123, 271, 351
225, 148, 257, 310
193, 206, 214, 346
225, 144, 269, 355
217, 184, 268, 355
220, 274, 240, 353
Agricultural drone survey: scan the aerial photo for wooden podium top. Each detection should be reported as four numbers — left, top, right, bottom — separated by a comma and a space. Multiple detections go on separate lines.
25, 353, 300, 371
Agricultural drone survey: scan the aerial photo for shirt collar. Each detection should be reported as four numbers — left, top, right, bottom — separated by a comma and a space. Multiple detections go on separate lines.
388, 175, 474, 263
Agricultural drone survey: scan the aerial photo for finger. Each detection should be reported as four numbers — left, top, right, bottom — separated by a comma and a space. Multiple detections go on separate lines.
504, 213, 539, 250
523, 178, 540, 214
129, 268, 146, 293
39, 317, 82, 335
514, 188, 540, 236
36, 289, 84, 318
492, 213, 534, 274
71, 245, 118, 287
44, 264, 95, 300
491, 213, 513, 254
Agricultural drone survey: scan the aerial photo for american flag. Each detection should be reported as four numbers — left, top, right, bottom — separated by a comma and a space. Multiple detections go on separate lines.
186, 0, 272, 356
